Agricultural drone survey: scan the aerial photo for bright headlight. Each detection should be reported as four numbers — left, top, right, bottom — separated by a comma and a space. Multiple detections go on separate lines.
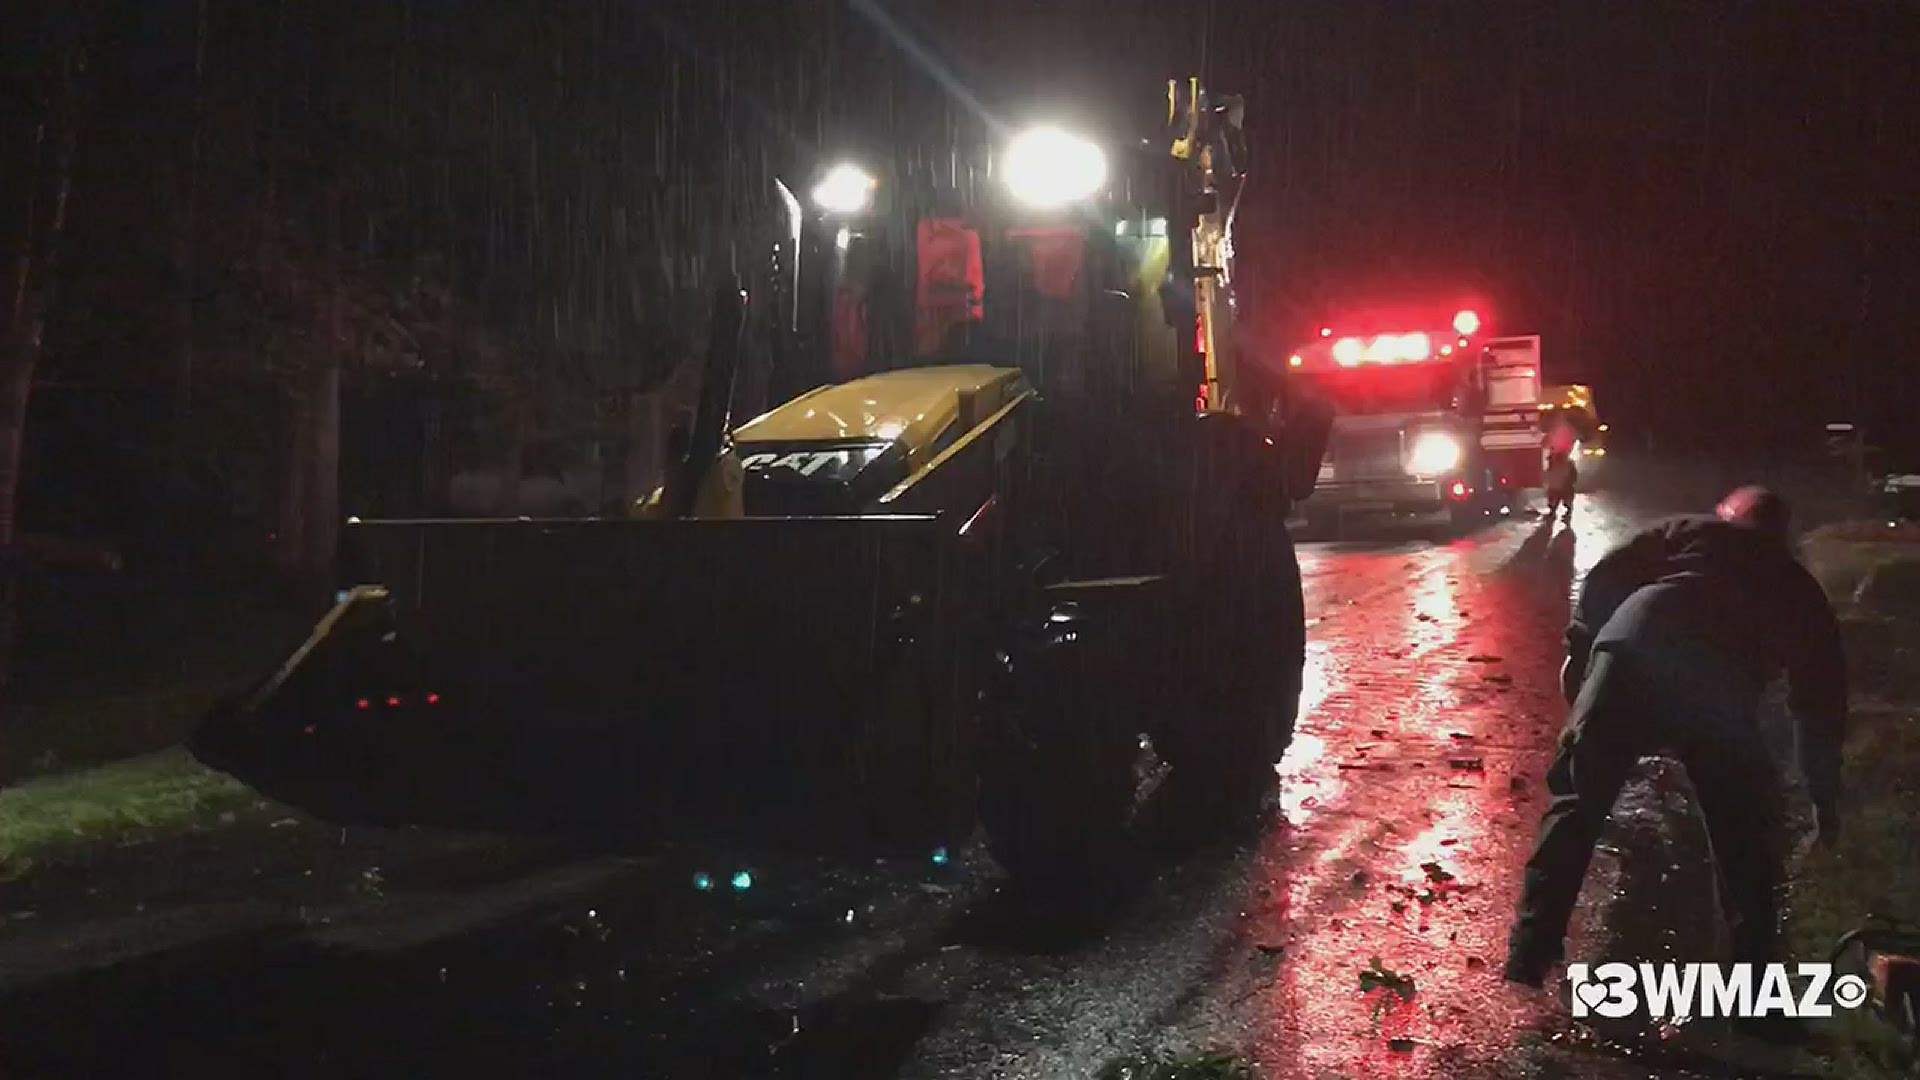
811, 163, 876, 214
1003, 126, 1108, 209
1407, 432, 1463, 476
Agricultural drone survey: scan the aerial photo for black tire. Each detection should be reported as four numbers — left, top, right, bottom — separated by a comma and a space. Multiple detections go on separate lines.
978, 607, 1143, 895
1448, 503, 1480, 534
1157, 512, 1304, 834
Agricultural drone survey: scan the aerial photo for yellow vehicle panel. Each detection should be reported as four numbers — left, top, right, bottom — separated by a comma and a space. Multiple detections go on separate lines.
734, 365, 1027, 458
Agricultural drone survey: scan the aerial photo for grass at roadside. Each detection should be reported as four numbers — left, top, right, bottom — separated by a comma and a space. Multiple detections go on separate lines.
1802, 523, 1920, 603
1785, 531, 1920, 1075
0, 751, 260, 882
1785, 700, 1920, 1076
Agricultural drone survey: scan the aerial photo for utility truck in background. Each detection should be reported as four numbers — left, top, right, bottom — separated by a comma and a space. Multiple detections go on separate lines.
1285, 307, 1545, 535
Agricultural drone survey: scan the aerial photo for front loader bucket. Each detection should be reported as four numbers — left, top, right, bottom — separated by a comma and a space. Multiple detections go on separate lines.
192, 515, 980, 851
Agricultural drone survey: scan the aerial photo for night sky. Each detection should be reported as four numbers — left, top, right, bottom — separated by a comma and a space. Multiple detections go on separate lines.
11, 0, 1920, 463
1207, 0, 1920, 456
890, 0, 1920, 455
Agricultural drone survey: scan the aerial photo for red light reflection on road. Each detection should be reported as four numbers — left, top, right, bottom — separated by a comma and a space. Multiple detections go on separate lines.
1251, 525, 1586, 1077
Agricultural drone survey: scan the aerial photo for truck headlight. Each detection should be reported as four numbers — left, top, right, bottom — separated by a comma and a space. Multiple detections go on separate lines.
1407, 432, 1463, 477
811, 163, 876, 214
1003, 126, 1108, 209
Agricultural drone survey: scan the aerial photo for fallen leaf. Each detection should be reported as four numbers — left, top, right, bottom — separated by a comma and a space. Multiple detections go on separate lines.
1358, 957, 1417, 1000
1387, 1038, 1417, 1053
1421, 862, 1457, 883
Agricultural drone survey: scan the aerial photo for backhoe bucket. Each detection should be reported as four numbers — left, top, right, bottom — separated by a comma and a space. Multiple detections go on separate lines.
192, 515, 981, 850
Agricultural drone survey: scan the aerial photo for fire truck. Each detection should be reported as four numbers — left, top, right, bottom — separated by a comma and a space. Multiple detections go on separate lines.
1284, 307, 1545, 534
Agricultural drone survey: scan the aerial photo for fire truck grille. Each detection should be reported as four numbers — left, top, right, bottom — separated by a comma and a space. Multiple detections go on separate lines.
1331, 430, 1406, 481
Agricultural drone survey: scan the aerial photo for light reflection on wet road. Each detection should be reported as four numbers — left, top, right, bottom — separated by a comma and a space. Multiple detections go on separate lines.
1249, 508, 1609, 1079
4, 491, 1764, 1080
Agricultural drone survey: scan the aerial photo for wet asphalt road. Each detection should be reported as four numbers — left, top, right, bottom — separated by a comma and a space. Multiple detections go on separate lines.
2, 485, 1817, 1079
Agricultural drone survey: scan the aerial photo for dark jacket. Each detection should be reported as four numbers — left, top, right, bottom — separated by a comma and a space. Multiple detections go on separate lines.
1564, 515, 1848, 808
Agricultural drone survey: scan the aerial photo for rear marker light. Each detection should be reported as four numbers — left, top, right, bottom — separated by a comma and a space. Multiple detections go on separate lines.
356, 699, 371, 710
386, 696, 402, 707
426, 693, 441, 705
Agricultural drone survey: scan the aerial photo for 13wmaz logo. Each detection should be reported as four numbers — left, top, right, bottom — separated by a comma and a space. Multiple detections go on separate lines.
1566, 962, 1871, 1020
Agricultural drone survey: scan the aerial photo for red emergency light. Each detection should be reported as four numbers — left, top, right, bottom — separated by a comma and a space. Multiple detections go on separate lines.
1330, 332, 1434, 366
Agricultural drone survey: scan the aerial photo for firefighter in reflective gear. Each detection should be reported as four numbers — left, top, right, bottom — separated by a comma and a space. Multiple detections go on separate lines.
1505, 487, 1848, 998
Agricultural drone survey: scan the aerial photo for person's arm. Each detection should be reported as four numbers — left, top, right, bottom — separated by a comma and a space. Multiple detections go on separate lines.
1562, 522, 1672, 701
1785, 569, 1849, 842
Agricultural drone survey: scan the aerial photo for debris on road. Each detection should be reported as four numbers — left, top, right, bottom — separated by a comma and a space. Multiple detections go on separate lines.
1466, 654, 1503, 663
1448, 757, 1486, 772
1357, 957, 1417, 1000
